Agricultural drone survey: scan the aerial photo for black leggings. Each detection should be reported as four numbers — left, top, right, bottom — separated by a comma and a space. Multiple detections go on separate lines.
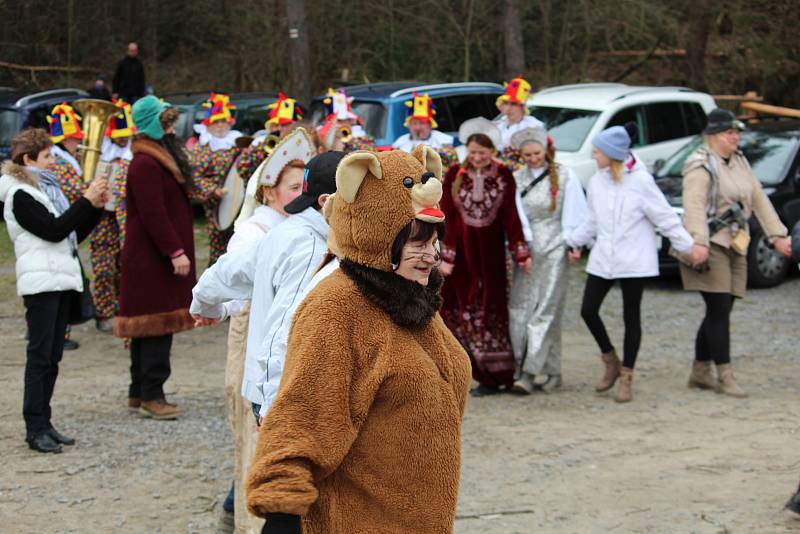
580, 275, 646, 369
695, 292, 735, 365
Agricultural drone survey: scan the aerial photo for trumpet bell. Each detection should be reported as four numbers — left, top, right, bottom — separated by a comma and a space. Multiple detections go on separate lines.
262, 134, 281, 156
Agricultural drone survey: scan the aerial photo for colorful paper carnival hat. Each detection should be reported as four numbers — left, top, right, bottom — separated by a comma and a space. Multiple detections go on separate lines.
236, 127, 315, 228
323, 88, 361, 123
496, 76, 532, 108
105, 98, 136, 138
403, 92, 438, 129
201, 92, 237, 125
47, 102, 84, 144
267, 92, 303, 127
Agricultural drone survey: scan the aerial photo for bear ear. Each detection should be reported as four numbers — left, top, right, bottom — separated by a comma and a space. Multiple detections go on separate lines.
335, 151, 383, 203
411, 144, 443, 180
321, 192, 336, 223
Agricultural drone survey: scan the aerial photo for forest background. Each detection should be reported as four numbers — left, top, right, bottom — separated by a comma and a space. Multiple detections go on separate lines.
0, 0, 798, 108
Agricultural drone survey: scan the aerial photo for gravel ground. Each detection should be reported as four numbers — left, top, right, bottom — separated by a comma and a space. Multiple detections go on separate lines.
1, 267, 799, 533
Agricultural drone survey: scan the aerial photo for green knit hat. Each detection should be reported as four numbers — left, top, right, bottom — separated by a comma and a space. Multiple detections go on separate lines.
132, 95, 165, 140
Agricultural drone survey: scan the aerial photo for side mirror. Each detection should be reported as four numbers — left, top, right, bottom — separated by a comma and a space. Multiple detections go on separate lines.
653, 159, 666, 172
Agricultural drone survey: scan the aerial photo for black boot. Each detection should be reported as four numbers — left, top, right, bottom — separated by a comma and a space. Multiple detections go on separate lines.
27, 432, 63, 454
48, 427, 75, 446
786, 484, 800, 515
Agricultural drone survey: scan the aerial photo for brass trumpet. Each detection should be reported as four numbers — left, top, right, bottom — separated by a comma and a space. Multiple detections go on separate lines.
71, 99, 121, 183
262, 134, 281, 156
338, 126, 353, 145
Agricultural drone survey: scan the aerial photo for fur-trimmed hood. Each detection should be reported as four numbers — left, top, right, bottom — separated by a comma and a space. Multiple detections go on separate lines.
0, 161, 39, 200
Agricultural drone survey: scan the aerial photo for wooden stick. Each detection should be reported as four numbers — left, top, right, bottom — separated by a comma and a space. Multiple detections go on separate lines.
741, 101, 800, 119
0, 60, 101, 74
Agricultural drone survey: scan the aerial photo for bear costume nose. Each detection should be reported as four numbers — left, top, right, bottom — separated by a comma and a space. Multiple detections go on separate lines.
421, 172, 434, 184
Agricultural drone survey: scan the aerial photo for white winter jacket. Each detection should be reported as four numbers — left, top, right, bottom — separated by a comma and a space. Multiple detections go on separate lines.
566, 154, 694, 279
0, 163, 83, 296
190, 207, 329, 406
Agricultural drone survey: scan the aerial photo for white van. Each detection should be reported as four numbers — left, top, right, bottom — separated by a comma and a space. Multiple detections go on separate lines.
527, 83, 716, 186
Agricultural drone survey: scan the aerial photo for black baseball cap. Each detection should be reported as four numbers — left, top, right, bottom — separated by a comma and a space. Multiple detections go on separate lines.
703, 108, 746, 135
284, 151, 345, 214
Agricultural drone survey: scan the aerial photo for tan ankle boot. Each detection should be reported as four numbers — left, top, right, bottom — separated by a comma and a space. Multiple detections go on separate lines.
596, 350, 621, 392
139, 399, 181, 420
688, 361, 717, 390
716, 363, 748, 398
615, 367, 633, 403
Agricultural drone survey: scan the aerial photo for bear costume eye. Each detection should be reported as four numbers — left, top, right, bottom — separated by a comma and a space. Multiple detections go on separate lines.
402, 177, 414, 188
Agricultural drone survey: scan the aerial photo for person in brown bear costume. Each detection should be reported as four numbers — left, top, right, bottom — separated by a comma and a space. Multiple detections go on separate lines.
246, 146, 472, 533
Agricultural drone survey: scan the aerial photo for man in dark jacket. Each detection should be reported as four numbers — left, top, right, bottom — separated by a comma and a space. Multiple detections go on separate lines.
87, 74, 112, 101
112, 42, 145, 103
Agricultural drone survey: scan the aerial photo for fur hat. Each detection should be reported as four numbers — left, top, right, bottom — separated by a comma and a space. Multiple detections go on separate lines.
328, 146, 444, 271
235, 127, 315, 227
201, 92, 237, 125
105, 98, 136, 139
403, 93, 438, 129
458, 117, 501, 148
47, 102, 84, 144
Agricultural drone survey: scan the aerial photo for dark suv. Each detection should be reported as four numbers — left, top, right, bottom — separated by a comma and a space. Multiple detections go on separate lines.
655, 120, 800, 287
0, 88, 89, 160
309, 82, 505, 148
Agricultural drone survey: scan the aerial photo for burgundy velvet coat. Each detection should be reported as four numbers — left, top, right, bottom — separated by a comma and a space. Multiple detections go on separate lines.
439, 162, 530, 389
114, 139, 196, 338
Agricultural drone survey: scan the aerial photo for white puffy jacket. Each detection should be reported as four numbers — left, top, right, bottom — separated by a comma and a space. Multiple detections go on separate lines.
0, 163, 83, 296
566, 154, 694, 279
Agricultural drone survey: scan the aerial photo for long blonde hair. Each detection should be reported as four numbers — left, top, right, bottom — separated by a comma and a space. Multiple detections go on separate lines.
609, 159, 625, 183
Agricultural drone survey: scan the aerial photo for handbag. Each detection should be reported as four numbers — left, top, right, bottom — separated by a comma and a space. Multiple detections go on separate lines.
68, 259, 96, 325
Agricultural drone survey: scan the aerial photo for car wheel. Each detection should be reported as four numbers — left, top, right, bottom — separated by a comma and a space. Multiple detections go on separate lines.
747, 225, 789, 287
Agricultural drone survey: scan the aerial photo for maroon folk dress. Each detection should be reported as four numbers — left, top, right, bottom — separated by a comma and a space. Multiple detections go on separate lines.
440, 162, 530, 388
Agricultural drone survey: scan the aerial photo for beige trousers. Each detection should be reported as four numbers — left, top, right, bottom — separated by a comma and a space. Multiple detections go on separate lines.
225, 311, 265, 533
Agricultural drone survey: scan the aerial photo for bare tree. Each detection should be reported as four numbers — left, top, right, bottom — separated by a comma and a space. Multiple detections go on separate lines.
286, 0, 311, 105
685, 0, 714, 91
503, 0, 525, 78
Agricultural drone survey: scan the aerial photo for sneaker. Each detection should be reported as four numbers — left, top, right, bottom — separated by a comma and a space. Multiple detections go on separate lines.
139, 399, 181, 420
540, 374, 563, 393
511, 373, 536, 395
95, 318, 114, 333
63, 339, 80, 351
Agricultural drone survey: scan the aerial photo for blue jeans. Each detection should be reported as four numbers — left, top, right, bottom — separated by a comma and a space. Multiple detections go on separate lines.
251, 402, 261, 425
223, 483, 234, 513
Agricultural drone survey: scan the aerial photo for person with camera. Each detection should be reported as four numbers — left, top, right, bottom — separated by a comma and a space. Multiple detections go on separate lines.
681, 108, 791, 398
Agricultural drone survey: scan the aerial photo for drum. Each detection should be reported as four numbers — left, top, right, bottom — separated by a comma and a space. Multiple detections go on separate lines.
215, 154, 247, 230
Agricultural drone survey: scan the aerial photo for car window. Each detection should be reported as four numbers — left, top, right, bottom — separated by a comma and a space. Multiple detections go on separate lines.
528, 105, 601, 152
607, 105, 645, 146
682, 103, 707, 135
444, 94, 496, 131
26, 105, 53, 131
235, 105, 269, 135
644, 102, 687, 144
656, 132, 799, 186
350, 101, 387, 139
430, 97, 453, 132
0, 109, 20, 146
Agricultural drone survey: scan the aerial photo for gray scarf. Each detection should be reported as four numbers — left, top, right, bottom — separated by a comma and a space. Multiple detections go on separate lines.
31, 166, 78, 252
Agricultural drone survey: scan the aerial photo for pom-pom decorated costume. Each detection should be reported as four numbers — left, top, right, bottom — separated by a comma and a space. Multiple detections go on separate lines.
46, 103, 85, 204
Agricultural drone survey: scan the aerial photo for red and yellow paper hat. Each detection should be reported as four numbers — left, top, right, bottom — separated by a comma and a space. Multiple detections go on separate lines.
496, 76, 532, 108
267, 92, 303, 127
403, 92, 437, 129
47, 102, 84, 144
323, 88, 361, 123
201, 92, 237, 125
105, 98, 136, 139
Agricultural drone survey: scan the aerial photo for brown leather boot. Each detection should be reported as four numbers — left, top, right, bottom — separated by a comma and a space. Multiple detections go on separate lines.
139, 399, 181, 420
127, 398, 142, 412
595, 350, 621, 392
615, 367, 633, 403
688, 361, 717, 390
716, 363, 748, 398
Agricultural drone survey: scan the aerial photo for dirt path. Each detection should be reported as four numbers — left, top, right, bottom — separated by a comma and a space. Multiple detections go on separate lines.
1, 270, 799, 533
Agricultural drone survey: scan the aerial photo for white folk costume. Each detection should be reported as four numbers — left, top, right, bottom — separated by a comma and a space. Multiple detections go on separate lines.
204, 129, 315, 534
495, 77, 544, 149
90, 99, 135, 325
188, 93, 244, 265
507, 128, 587, 389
